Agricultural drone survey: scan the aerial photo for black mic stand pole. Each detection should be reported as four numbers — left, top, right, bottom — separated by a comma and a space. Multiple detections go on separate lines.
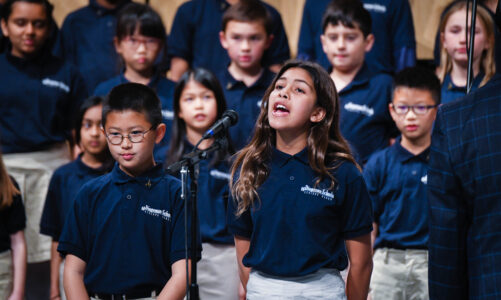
466, 0, 478, 94
167, 136, 229, 300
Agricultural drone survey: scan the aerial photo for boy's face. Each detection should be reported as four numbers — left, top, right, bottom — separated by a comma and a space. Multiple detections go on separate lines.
103, 109, 165, 177
114, 28, 163, 75
0, 2, 50, 59
219, 20, 272, 72
320, 23, 373, 73
390, 87, 437, 144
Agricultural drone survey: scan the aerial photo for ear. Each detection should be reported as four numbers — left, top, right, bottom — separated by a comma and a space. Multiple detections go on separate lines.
320, 34, 328, 53
310, 106, 326, 123
388, 102, 398, 123
219, 31, 228, 50
113, 37, 122, 55
1, 19, 8, 38
154, 123, 166, 144
364, 33, 375, 53
264, 34, 274, 50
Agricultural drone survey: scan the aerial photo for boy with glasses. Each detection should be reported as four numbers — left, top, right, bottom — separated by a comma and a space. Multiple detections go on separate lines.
58, 83, 200, 299
363, 67, 440, 300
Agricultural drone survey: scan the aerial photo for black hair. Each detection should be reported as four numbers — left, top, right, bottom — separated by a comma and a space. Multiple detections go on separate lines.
166, 68, 233, 167
115, 2, 166, 42
321, 0, 372, 37
102, 83, 162, 128
1, 0, 53, 21
393, 67, 442, 105
222, 0, 273, 35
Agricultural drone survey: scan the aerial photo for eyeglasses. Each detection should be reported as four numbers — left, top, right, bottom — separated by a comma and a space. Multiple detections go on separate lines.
391, 104, 438, 115
122, 36, 161, 49
105, 127, 154, 145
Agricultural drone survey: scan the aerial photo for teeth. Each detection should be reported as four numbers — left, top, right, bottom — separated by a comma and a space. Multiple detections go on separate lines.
276, 104, 287, 110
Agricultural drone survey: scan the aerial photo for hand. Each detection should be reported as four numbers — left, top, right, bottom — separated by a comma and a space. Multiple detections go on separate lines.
238, 282, 246, 300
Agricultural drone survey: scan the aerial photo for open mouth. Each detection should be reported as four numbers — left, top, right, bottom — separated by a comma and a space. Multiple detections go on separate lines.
272, 103, 290, 116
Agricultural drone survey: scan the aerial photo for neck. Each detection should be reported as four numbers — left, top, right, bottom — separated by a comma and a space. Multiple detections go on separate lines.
185, 127, 213, 150
121, 159, 155, 177
228, 62, 263, 87
331, 64, 362, 92
275, 130, 308, 156
450, 59, 480, 87
80, 152, 105, 169
124, 67, 154, 86
400, 135, 430, 156
95, 0, 120, 10
227, 0, 239, 5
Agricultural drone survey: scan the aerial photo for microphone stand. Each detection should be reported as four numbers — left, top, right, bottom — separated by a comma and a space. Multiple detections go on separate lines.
167, 135, 229, 300
466, 0, 478, 94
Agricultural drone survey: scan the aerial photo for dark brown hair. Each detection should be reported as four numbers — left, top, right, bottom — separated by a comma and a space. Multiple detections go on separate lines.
222, 0, 273, 35
230, 60, 358, 215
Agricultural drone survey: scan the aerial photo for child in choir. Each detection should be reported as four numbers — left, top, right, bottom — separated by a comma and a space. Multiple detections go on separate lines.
438, 0, 496, 104
166, 68, 238, 300
228, 60, 373, 299
168, 0, 289, 81
58, 83, 199, 300
0, 0, 87, 297
217, 0, 276, 150
40, 96, 113, 300
0, 145, 26, 300
364, 67, 440, 300
94, 2, 175, 161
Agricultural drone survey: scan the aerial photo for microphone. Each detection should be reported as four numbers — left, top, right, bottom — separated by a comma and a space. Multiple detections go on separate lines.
202, 110, 238, 139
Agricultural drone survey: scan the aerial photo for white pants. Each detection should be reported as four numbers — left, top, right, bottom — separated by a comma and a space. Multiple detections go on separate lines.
197, 243, 239, 300
370, 248, 429, 300
3, 144, 70, 262
0, 251, 12, 300
246, 269, 346, 300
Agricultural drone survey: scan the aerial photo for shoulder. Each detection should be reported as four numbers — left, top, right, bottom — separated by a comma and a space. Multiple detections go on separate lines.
76, 173, 113, 197
369, 72, 394, 87
52, 160, 80, 178
61, 5, 94, 27
330, 160, 363, 185
94, 76, 121, 96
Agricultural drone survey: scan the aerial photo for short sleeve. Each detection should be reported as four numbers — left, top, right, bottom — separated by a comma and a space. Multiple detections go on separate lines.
390, 0, 416, 70
57, 187, 89, 261
40, 172, 62, 240
6, 178, 26, 235
227, 195, 253, 239
296, 0, 316, 61
340, 165, 373, 239
363, 154, 383, 222
262, 4, 291, 66
167, 3, 195, 62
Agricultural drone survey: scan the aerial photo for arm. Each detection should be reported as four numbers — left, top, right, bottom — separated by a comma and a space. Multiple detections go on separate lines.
63, 254, 88, 300
8, 231, 26, 300
370, 223, 378, 251
50, 241, 62, 300
234, 235, 251, 290
168, 57, 190, 82
390, 0, 416, 71
345, 234, 373, 300
157, 259, 189, 300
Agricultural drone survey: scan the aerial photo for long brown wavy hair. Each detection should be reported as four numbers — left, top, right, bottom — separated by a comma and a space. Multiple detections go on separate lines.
438, 1, 496, 87
230, 60, 358, 216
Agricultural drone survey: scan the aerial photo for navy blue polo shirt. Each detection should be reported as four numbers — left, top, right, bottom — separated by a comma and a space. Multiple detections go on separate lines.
55, 0, 131, 91
94, 72, 175, 161
168, 0, 290, 75
338, 64, 397, 164
0, 178, 26, 253
0, 49, 88, 154
40, 155, 109, 242
217, 68, 275, 150
440, 73, 484, 105
227, 147, 373, 276
58, 163, 200, 294
297, 0, 416, 74
364, 138, 429, 250
174, 141, 233, 244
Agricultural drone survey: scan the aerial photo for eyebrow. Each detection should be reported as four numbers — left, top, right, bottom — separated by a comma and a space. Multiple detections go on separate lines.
107, 126, 144, 131
277, 77, 313, 89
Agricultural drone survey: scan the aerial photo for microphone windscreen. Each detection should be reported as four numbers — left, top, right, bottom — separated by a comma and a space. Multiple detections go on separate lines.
223, 110, 238, 125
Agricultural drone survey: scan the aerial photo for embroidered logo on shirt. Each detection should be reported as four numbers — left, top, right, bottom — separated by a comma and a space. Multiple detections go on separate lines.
363, 3, 387, 13
257, 100, 262, 108
421, 175, 427, 185
41, 78, 70, 93
162, 110, 174, 120
344, 102, 374, 117
141, 205, 171, 221
300, 185, 334, 201
210, 170, 231, 181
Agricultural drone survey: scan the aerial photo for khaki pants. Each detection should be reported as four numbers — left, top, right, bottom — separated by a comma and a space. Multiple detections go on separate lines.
370, 248, 429, 300
0, 251, 12, 300
3, 144, 70, 263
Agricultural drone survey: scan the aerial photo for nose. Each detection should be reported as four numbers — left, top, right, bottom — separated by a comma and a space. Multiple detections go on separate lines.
405, 107, 417, 119
241, 38, 250, 51
121, 135, 132, 149
90, 125, 100, 136
278, 86, 289, 99
25, 23, 35, 34
337, 36, 346, 48
136, 42, 147, 52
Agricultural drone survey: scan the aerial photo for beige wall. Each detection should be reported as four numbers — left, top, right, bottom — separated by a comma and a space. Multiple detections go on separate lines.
49, 0, 449, 60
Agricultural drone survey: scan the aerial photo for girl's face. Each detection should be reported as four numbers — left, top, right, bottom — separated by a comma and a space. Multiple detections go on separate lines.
0, 2, 50, 58
115, 28, 163, 74
268, 68, 325, 136
80, 105, 107, 156
178, 80, 219, 136
442, 8, 489, 66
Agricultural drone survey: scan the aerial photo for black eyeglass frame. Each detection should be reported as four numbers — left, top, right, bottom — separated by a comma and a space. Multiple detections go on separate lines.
390, 104, 439, 115
105, 126, 155, 145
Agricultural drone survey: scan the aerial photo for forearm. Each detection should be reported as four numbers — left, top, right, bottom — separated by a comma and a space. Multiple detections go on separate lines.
9, 232, 26, 300
157, 259, 189, 300
168, 57, 189, 82
50, 241, 63, 299
346, 260, 373, 300
63, 255, 88, 300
